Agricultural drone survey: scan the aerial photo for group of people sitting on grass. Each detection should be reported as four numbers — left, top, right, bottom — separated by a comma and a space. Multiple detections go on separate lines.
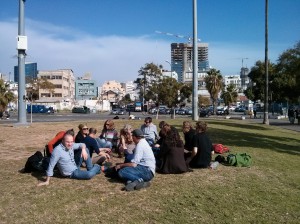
37, 117, 214, 191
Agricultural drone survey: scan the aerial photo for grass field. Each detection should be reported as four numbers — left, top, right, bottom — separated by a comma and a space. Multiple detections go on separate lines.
0, 118, 299, 224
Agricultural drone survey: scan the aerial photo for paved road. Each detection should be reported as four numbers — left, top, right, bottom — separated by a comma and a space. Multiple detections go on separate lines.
1, 111, 299, 132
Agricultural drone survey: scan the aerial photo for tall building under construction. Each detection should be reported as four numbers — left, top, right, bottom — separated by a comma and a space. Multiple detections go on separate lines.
171, 43, 209, 83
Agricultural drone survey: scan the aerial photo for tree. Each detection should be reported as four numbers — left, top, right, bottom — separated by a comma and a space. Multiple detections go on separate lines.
244, 60, 275, 102
204, 68, 223, 113
134, 62, 163, 102
148, 77, 182, 108
198, 95, 210, 107
179, 83, 193, 104
221, 84, 238, 107
275, 41, 300, 103
26, 77, 55, 101
0, 79, 15, 112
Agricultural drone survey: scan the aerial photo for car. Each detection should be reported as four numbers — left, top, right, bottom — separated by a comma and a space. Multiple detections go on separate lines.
177, 108, 186, 115
111, 109, 120, 115
185, 108, 192, 115
148, 107, 157, 114
159, 108, 168, 114
199, 108, 212, 117
72, 106, 90, 114
118, 109, 126, 115
235, 106, 246, 112
228, 105, 236, 111
216, 107, 229, 115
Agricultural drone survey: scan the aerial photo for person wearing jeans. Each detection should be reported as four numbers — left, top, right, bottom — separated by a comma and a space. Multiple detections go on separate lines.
37, 133, 101, 186
115, 129, 156, 191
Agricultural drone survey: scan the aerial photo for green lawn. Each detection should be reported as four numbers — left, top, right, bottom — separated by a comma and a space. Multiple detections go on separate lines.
0, 118, 299, 224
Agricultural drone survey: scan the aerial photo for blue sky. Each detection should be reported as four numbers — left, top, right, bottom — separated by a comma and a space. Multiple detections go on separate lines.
0, 0, 299, 85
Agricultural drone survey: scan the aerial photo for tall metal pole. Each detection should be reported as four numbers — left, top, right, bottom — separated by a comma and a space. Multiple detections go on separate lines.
263, 0, 269, 125
192, 0, 199, 121
17, 0, 27, 125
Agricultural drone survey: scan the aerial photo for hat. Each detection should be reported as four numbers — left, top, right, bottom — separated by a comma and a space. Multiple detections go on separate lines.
131, 129, 144, 138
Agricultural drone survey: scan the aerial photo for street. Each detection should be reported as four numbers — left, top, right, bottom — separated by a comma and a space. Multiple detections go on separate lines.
1, 111, 299, 132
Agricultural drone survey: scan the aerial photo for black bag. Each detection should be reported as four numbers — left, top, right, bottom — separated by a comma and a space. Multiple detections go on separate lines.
24, 151, 44, 173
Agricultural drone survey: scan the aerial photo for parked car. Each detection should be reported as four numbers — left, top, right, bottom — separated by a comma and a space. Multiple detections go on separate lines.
185, 108, 192, 115
177, 108, 186, 115
216, 107, 229, 115
111, 109, 120, 115
199, 108, 212, 117
148, 107, 157, 114
72, 106, 90, 114
235, 106, 246, 112
118, 109, 126, 115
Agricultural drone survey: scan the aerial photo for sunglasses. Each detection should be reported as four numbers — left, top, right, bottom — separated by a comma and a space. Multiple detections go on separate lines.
82, 128, 88, 130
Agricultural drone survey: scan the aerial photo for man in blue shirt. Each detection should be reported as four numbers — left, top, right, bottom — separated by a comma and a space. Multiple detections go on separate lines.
83, 127, 111, 164
37, 133, 101, 186
116, 129, 156, 191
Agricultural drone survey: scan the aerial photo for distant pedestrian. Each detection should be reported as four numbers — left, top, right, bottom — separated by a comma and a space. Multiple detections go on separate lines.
253, 109, 257, 119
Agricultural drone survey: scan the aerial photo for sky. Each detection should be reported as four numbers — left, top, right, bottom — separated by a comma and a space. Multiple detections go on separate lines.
0, 0, 299, 86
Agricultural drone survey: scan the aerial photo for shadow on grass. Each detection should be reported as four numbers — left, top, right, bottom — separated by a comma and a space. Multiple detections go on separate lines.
171, 120, 299, 156
208, 120, 272, 131
207, 127, 300, 156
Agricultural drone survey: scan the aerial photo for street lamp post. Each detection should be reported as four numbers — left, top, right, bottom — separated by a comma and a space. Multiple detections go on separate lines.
263, 0, 269, 125
192, 0, 199, 121
17, 0, 27, 125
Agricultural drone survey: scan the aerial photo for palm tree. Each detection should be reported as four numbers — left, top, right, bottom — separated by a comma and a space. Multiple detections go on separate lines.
221, 84, 238, 110
204, 68, 223, 114
0, 79, 15, 113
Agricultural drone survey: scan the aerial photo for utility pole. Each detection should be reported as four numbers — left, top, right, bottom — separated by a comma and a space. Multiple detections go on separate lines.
17, 0, 27, 125
192, 0, 199, 121
263, 0, 269, 125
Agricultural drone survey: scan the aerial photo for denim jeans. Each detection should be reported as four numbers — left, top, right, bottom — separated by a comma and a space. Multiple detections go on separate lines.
70, 148, 101, 180
118, 165, 154, 182
96, 138, 112, 149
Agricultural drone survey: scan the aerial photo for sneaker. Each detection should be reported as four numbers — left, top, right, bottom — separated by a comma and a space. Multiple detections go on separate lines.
125, 180, 139, 191
135, 181, 151, 190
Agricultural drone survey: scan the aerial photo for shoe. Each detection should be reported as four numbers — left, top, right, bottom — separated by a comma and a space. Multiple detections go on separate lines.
125, 180, 139, 191
96, 156, 106, 165
135, 181, 151, 190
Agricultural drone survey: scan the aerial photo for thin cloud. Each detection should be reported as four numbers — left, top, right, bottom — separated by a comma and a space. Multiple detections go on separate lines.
0, 18, 291, 85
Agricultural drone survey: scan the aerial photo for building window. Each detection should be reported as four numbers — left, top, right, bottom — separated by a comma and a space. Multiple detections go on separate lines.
54, 84, 62, 88
41, 93, 51, 97
53, 93, 62, 97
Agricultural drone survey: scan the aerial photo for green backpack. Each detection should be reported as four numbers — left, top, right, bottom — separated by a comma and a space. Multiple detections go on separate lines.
226, 153, 252, 167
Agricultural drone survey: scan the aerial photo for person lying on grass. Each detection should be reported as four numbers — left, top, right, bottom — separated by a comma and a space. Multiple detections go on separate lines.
37, 133, 102, 186
114, 129, 156, 191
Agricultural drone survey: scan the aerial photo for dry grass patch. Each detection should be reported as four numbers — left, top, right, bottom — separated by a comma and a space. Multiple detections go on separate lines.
0, 118, 299, 223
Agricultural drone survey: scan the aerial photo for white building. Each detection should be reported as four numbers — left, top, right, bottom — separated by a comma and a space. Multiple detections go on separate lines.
224, 75, 242, 92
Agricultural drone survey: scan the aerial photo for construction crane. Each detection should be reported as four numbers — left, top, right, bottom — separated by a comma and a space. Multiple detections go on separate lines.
155, 30, 201, 43
240, 57, 249, 68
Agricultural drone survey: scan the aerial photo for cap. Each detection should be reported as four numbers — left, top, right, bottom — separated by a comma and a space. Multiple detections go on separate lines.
131, 129, 144, 137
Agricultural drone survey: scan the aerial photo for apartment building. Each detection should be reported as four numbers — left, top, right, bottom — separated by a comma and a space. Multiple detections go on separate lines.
224, 75, 242, 92
101, 80, 125, 103
38, 69, 75, 101
120, 81, 139, 101
171, 43, 209, 83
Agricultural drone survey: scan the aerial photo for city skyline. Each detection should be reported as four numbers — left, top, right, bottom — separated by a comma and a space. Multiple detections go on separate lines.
0, 0, 299, 85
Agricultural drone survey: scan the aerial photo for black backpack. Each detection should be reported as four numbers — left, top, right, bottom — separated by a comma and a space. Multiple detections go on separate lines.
24, 151, 44, 173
